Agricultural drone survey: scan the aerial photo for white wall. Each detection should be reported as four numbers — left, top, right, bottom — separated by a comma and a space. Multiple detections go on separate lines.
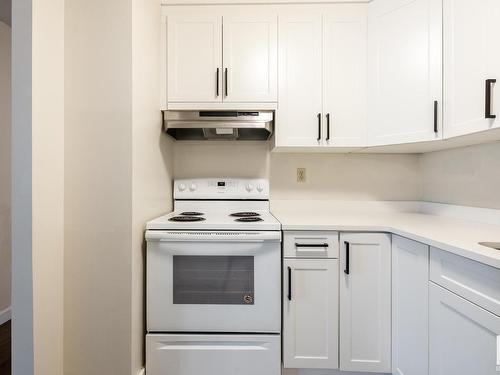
174, 143, 422, 201
0, 21, 11, 315
420, 141, 500, 209
11, 0, 35, 372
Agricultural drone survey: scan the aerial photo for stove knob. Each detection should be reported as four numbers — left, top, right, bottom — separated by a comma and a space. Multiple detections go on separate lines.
189, 183, 197, 192
245, 183, 254, 192
178, 183, 186, 192
256, 183, 264, 193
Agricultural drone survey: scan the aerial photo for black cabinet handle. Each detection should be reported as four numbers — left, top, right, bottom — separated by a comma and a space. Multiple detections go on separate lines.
344, 241, 350, 275
326, 113, 330, 141
225, 68, 228, 97
295, 243, 329, 248
486, 79, 496, 119
216, 68, 220, 97
433, 101, 438, 133
317, 113, 321, 141
287, 266, 292, 301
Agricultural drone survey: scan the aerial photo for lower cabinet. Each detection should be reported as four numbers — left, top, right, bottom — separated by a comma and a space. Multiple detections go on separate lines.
283, 258, 339, 369
392, 235, 429, 375
429, 282, 500, 375
339, 232, 392, 373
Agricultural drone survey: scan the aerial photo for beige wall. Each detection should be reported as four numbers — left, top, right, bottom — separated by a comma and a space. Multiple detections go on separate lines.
32, 0, 65, 374
421, 141, 500, 209
0, 21, 11, 313
65, 0, 173, 374
131, 0, 174, 372
174, 143, 422, 201
64, 0, 133, 373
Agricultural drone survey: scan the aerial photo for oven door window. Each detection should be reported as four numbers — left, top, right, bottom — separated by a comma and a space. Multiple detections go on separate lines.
173, 256, 255, 305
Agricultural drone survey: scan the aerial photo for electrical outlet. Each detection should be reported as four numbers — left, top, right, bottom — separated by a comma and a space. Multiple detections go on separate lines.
297, 168, 306, 183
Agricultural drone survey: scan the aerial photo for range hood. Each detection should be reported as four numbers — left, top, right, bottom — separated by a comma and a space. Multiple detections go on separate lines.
163, 110, 274, 141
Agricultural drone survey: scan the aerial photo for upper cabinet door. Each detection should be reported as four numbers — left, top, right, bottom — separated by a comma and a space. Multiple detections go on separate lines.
222, 12, 277, 102
443, 0, 500, 138
276, 9, 323, 147
339, 232, 392, 373
323, 5, 367, 147
367, 0, 443, 145
167, 13, 222, 102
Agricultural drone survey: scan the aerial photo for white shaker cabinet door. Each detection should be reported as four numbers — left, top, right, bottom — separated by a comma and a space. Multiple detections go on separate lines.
167, 12, 223, 103
339, 232, 391, 373
276, 9, 323, 147
429, 283, 500, 375
222, 12, 277, 103
443, 0, 500, 138
283, 259, 339, 369
392, 235, 429, 375
367, 0, 443, 145
323, 6, 367, 147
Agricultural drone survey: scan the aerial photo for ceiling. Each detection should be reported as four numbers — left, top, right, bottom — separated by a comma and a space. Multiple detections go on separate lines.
0, 0, 11, 27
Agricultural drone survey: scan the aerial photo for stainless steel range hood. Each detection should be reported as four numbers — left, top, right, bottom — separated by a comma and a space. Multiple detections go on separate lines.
162, 110, 274, 141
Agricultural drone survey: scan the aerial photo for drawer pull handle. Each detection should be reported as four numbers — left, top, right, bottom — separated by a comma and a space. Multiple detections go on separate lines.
295, 243, 329, 248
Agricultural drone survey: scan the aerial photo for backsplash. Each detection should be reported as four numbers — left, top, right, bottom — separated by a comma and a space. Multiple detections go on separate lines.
421, 142, 500, 209
173, 142, 421, 201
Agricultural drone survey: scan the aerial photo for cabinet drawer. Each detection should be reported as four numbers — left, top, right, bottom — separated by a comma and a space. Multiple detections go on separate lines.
430, 247, 500, 316
284, 231, 339, 258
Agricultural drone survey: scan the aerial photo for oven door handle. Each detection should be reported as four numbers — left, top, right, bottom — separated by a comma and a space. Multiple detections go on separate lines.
146, 230, 282, 242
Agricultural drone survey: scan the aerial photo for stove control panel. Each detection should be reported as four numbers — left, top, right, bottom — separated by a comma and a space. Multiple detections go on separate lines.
174, 178, 269, 200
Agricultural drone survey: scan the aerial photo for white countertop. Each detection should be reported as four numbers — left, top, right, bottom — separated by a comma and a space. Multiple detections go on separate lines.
271, 201, 500, 269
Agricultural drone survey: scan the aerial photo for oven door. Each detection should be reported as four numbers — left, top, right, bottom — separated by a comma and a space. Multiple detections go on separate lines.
146, 231, 281, 333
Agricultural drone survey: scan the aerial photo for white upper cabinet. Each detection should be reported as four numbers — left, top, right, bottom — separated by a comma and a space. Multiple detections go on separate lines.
276, 4, 367, 148
277, 8, 323, 147
443, 0, 500, 138
339, 233, 392, 373
165, 7, 277, 105
367, 0, 443, 145
323, 6, 367, 147
223, 12, 277, 102
167, 13, 223, 102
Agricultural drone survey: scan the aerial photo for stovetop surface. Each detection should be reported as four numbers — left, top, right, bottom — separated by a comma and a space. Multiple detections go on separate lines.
147, 209, 281, 231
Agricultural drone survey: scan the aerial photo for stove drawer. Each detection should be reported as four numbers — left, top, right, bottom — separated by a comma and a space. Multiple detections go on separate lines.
284, 231, 339, 258
146, 334, 281, 375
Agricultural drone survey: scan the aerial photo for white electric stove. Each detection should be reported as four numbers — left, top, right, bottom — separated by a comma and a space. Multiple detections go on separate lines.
145, 178, 281, 375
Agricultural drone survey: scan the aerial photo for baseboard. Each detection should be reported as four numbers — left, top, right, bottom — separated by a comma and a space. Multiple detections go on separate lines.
0, 307, 11, 326
137, 368, 145, 375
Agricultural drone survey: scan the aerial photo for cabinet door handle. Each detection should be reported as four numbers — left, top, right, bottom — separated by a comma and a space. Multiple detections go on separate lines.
317, 113, 322, 141
216, 68, 220, 97
433, 101, 438, 133
496, 335, 500, 372
225, 68, 228, 97
344, 241, 350, 275
326, 113, 331, 141
486, 79, 496, 119
287, 266, 292, 301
